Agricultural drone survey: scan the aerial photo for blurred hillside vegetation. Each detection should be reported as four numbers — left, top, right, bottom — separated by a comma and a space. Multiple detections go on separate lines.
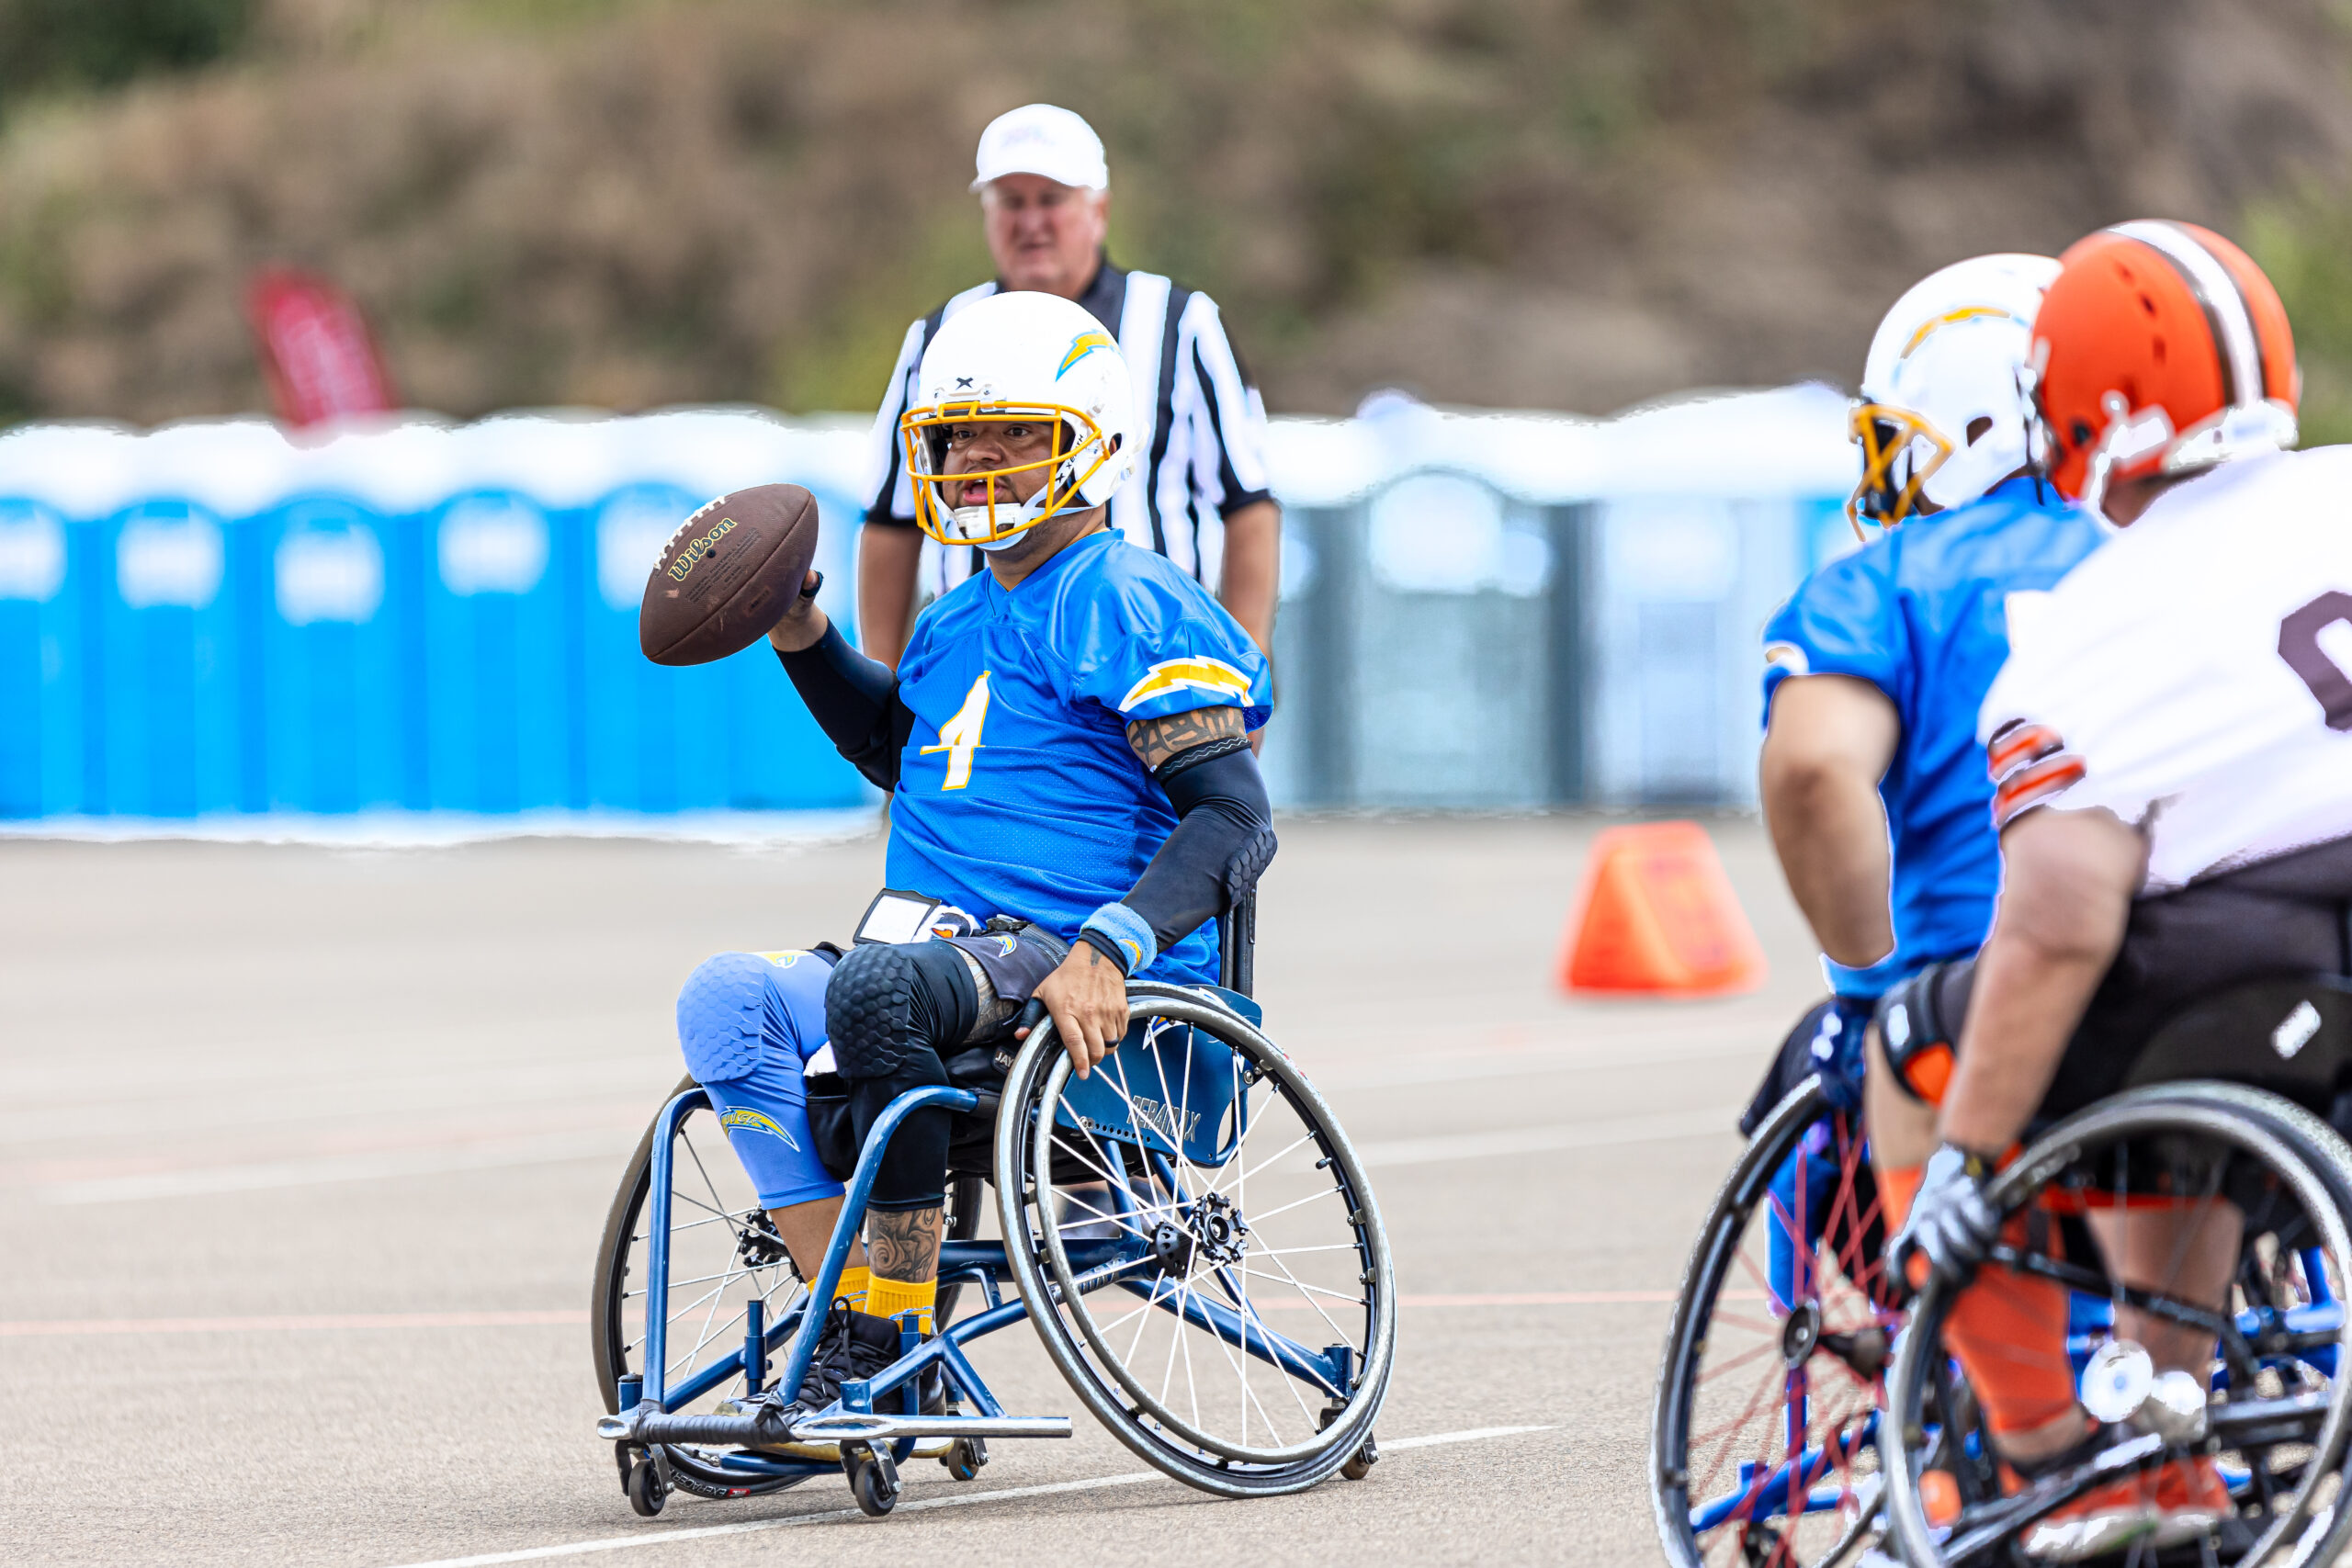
0, 0, 2350, 441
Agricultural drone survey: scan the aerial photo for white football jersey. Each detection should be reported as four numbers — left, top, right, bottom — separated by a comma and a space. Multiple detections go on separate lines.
1979, 446, 2352, 892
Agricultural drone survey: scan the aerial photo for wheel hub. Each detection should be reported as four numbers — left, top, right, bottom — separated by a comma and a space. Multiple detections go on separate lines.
1188, 1191, 1250, 1268
734, 1210, 789, 1270
1148, 1219, 1194, 1275
1780, 1299, 1822, 1368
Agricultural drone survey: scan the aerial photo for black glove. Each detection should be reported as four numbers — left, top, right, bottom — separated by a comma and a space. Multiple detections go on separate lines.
1890, 1143, 2004, 1288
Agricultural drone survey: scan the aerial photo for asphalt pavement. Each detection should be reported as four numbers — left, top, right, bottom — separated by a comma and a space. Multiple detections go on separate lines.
0, 815, 1826, 1565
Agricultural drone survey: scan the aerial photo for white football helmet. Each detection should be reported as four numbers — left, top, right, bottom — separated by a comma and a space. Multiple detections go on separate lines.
899, 291, 1135, 550
1849, 253, 2062, 536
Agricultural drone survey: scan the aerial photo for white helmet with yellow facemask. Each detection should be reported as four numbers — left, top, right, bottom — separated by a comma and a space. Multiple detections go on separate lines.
899, 290, 1136, 551
1849, 253, 2061, 536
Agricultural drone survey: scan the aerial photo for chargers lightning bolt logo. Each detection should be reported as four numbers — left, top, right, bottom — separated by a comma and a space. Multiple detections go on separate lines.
1057, 330, 1114, 380
718, 1107, 800, 1150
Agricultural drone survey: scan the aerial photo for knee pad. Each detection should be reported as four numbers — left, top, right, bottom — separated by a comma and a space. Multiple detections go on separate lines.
1876, 962, 1964, 1106
676, 951, 779, 1085
825, 940, 979, 1080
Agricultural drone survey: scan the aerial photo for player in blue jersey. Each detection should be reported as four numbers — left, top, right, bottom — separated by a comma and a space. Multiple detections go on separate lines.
1741, 254, 2105, 1137
668, 290, 1274, 1438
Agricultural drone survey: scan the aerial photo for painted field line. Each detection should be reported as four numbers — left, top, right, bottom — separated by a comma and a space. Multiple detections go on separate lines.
379, 1425, 1555, 1568
0, 1310, 581, 1337
0, 1292, 1705, 1337
1352, 1106, 1744, 1168
1313, 1032, 1770, 1090
39, 1130, 628, 1204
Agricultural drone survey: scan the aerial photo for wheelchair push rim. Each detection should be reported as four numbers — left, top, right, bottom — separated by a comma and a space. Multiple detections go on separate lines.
1883, 1087, 2352, 1568
1651, 1076, 1897, 1568
998, 983, 1395, 1488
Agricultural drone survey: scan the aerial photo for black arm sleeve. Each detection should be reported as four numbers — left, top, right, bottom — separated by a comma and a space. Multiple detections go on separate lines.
1111, 742, 1277, 953
773, 621, 915, 790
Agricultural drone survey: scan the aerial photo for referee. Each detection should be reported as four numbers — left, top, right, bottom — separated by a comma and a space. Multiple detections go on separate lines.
855, 103, 1281, 670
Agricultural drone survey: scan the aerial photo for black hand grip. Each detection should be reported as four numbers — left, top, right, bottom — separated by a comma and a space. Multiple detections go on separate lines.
632, 1412, 770, 1446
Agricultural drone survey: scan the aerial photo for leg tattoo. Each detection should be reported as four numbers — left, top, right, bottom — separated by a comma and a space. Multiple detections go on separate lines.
868, 1205, 944, 1284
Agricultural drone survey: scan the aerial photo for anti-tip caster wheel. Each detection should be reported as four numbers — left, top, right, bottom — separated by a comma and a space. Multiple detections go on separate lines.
941, 1436, 989, 1482
847, 1444, 900, 1517
1341, 1433, 1377, 1481
626, 1455, 668, 1517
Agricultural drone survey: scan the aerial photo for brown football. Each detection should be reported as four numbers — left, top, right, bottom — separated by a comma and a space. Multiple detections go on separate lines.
639, 484, 819, 666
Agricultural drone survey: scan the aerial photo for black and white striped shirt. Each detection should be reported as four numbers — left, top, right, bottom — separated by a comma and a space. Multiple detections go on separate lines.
859, 259, 1274, 598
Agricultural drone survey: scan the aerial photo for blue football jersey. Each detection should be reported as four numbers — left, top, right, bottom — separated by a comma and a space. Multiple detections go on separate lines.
887, 529, 1272, 984
1761, 476, 2106, 996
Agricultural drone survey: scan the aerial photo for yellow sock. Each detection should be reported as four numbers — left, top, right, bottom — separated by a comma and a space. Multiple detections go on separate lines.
865, 1273, 936, 1335
831, 1265, 870, 1309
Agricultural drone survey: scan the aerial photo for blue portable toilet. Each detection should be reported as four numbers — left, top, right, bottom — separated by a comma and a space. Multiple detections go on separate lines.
96, 496, 259, 817
598, 411, 874, 815
0, 498, 81, 817
258, 493, 406, 813
422, 487, 575, 813
581, 480, 731, 813
721, 486, 867, 810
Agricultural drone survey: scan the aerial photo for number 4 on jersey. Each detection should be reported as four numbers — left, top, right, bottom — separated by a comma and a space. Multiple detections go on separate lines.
922, 671, 992, 788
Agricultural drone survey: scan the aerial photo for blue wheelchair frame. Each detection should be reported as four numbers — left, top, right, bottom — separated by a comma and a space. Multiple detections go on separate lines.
1690, 1093, 2347, 1540
602, 972, 1367, 1487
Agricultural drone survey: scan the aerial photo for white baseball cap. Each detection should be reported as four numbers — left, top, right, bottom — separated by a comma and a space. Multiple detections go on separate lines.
971, 104, 1109, 193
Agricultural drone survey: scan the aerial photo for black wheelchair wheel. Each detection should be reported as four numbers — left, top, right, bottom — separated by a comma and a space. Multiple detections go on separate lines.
1882, 1085, 2352, 1568
591, 1076, 815, 1498
593, 1077, 987, 1416
593, 1077, 812, 1417
591, 1076, 989, 1503
1651, 1077, 1897, 1568
995, 982, 1396, 1499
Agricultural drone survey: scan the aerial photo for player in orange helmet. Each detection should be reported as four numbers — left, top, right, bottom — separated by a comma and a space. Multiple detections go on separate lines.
1872, 220, 2352, 1559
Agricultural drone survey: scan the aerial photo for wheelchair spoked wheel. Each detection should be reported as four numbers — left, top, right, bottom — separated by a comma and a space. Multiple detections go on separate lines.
591, 1076, 814, 1498
996, 982, 1396, 1498
1883, 1085, 2352, 1568
590, 1077, 988, 1506
1652, 1077, 1899, 1568
593, 1077, 810, 1416
594, 1079, 988, 1419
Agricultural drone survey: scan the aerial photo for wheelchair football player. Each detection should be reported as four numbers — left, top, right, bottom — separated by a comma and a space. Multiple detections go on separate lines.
593, 285, 1392, 1517
1660, 217, 2352, 1566
592, 892, 1394, 1516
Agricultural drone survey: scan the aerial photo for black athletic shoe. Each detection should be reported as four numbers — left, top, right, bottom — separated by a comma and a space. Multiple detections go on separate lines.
745, 1301, 900, 1449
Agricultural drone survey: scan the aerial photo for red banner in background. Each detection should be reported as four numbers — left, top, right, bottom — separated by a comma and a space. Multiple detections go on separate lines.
245, 268, 397, 428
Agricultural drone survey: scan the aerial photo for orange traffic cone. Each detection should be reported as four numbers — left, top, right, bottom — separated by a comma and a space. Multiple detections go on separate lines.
1558, 821, 1767, 996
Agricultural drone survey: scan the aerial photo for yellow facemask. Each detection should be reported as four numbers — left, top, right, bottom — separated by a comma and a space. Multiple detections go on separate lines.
899, 401, 1115, 549
1846, 402, 1954, 540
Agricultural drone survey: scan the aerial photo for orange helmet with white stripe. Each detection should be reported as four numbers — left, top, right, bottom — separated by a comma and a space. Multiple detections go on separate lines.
2028, 220, 2300, 512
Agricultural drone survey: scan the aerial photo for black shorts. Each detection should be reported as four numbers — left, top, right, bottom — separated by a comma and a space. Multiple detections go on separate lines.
1880, 834, 2352, 1124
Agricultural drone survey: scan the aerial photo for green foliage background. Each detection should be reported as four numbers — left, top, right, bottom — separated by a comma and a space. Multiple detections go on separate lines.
0, 0, 252, 98
0, 0, 2344, 425
2251, 194, 2352, 446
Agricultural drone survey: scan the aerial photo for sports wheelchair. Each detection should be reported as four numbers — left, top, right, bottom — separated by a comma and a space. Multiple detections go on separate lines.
590, 894, 1395, 1517
1651, 976, 2352, 1567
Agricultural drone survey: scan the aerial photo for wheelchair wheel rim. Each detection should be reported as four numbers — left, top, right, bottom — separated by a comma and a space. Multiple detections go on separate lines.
1652, 1080, 1896, 1568
1015, 988, 1394, 1470
615, 1098, 812, 1414
1883, 1090, 2352, 1568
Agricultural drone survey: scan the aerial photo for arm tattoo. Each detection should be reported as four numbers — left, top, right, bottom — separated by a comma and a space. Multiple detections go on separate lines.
866, 1205, 942, 1284
1126, 705, 1245, 771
